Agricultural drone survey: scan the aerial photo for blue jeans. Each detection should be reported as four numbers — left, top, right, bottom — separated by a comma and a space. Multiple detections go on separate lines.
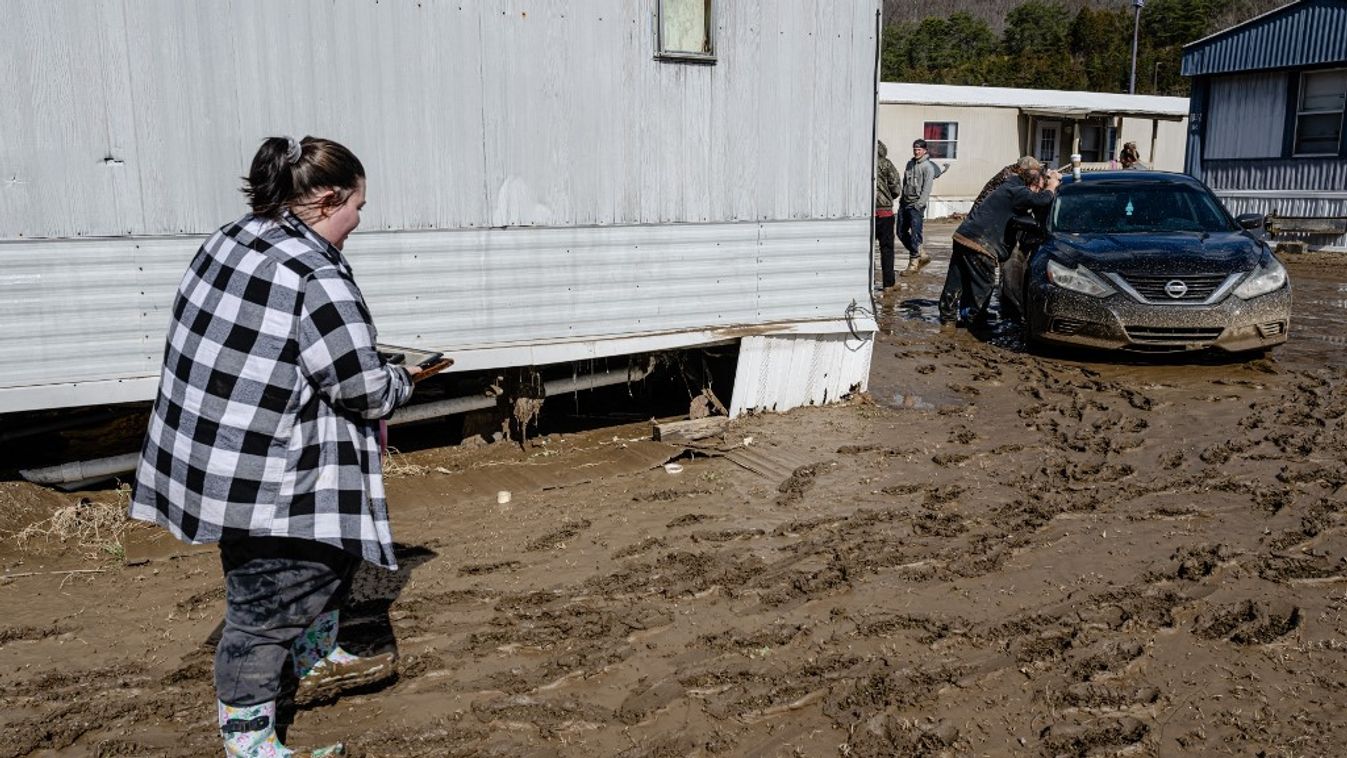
898, 204, 925, 260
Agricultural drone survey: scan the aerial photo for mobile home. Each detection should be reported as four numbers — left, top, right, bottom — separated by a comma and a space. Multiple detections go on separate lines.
879, 82, 1189, 217
1, 1, 880, 423
1183, 0, 1347, 251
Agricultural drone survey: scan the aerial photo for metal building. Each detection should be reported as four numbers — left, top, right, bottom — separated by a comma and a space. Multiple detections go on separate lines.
1183, 0, 1347, 251
0, 1, 880, 416
879, 83, 1189, 217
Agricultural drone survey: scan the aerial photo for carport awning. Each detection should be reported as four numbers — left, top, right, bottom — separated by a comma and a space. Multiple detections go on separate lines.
1020, 107, 1185, 122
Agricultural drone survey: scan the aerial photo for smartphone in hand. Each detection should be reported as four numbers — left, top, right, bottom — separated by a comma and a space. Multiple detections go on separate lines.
411, 352, 453, 383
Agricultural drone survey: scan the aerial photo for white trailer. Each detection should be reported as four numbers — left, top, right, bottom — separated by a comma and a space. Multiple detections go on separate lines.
1, 0, 879, 418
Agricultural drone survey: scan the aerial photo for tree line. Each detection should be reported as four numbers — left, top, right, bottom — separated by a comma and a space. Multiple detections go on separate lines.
881, 0, 1285, 95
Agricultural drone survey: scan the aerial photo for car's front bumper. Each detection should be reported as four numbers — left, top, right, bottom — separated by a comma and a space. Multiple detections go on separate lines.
1026, 282, 1291, 353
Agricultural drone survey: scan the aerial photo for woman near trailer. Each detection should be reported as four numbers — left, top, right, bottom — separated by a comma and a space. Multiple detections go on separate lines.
130, 136, 423, 757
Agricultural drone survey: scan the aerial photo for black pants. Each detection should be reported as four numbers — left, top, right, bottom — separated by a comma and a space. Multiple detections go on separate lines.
215, 537, 357, 706
875, 214, 897, 288
938, 241, 997, 324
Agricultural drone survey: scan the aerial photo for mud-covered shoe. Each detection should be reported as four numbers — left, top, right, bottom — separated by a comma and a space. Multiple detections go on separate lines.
914, 252, 932, 271
294, 648, 398, 706
219, 700, 346, 757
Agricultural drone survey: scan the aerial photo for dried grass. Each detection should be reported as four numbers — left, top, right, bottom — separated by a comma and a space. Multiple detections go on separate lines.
12, 484, 137, 562
382, 447, 431, 478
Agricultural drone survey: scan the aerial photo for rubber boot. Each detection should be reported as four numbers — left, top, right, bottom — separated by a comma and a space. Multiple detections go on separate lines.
292, 610, 396, 706
218, 700, 345, 757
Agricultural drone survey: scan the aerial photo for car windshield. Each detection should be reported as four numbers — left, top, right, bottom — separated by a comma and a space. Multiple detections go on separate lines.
1051, 183, 1237, 235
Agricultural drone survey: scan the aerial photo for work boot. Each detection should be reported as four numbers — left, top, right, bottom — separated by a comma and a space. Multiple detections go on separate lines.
292, 610, 397, 706
900, 251, 932, 277
219, 700, 345, 757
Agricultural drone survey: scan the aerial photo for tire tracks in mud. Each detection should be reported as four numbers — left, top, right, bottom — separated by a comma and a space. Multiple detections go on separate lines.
7, 336, 1347, 755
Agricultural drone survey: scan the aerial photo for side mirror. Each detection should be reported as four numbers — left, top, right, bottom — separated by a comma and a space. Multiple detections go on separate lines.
1236, 213, 1265, 230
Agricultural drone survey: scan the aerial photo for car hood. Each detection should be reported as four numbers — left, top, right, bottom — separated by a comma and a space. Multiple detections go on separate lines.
1043, 232, 1262, 274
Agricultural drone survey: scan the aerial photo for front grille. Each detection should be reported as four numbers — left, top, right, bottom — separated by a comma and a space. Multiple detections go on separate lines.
1118, 273, 1229, 303
1050, 318, 1087, 335
1257, 321, 1286, 338
1125, 325, 1225, 344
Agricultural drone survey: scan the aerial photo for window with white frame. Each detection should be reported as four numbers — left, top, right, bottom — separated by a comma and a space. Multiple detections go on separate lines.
923, 122, 958, 159
657, 0, 714, 62
1294, 68, 1346, 155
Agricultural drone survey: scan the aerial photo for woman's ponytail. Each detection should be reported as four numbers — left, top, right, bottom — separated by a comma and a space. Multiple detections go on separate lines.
241, 136, 364, 220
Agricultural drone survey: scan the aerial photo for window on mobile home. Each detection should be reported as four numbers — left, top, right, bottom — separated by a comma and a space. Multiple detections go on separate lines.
1294, 69, 1346, 156
657, 0, 714, 61
923, 122, 958, 160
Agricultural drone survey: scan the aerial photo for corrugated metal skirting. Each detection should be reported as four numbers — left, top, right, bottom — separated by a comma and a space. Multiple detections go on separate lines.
729, 333, 873, 417
1204, 159, 1347, 192
0, 218, 873, 412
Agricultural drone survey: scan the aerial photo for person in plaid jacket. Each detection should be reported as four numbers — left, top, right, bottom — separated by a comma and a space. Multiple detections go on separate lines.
131, 136, 421, 757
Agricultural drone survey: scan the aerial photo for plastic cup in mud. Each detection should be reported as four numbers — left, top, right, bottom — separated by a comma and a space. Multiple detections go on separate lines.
663, 463, 684, 475
496, 490, 511, 505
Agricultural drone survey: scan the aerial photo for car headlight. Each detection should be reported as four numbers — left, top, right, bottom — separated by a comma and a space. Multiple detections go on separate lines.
1233, 257, 1287, 299
1047, 259, 1115, 298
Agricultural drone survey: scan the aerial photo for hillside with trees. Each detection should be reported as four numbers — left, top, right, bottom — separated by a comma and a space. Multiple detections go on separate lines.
881, 0, 1288, 95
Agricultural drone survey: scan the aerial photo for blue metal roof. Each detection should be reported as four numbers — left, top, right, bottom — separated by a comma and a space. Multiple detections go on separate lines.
1182, 0, 1347, 77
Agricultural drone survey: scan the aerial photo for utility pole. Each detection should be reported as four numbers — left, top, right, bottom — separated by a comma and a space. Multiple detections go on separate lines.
1129, 0, 1144, 94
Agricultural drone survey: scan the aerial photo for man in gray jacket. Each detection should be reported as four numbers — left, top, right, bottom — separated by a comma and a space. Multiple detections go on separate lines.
898, 138, 939, 277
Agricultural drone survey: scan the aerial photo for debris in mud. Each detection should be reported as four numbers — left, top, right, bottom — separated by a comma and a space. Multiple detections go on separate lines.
1059, 682, 1160, 709
632, 487, 712, 502
949, 426, 978, 444
776, 461, 833, 506
1194, 599, 1301, 645
665, 513, 709, 528
931, 452, 970, 467
846, 716, 962, 758
1039, 715, 1148, 755
525, 519, 593, 551
459, 560, 522, 576
0, 623, 73, 647
611, 536, 666, 559
1168, 543, 1231, 580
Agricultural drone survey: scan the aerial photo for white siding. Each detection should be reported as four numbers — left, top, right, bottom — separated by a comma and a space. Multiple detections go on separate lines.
1, 0, 881, 415
2, 0, 876, 238
0, 219, 874, 410
1204, 72, 1287, 160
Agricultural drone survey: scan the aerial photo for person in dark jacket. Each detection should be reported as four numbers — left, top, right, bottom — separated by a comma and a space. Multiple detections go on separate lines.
874, 140, 902, 289
132, 136, 426, 757
939, 162, 1059, 327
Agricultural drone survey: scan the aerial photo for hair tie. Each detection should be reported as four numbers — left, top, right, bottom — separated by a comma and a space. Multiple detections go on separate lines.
284, 137, 302, 165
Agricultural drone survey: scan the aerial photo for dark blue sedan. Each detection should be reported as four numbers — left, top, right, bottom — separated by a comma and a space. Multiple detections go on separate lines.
999, 171, 1291, 353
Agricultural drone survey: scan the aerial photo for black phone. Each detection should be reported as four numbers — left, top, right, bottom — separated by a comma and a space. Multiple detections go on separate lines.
415, 352, 445, 369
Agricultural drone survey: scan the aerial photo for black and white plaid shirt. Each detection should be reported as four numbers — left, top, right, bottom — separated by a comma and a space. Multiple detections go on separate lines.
131, 212, 414, 569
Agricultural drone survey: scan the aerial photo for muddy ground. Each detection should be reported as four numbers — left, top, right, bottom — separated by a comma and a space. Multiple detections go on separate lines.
3, 222, 1347, 757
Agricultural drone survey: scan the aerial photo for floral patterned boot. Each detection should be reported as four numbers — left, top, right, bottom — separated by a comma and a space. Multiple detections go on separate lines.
292, 610, 397, 706
218, 700, 345, 757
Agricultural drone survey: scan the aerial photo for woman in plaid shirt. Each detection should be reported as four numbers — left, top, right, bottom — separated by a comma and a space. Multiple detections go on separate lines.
131, 136, 421, 757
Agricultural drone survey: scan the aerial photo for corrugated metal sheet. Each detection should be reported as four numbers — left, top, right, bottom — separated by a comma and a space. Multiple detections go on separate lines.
728, 333, 873, 417
1183, 0, 1347, 77
1204, 73, 1287, 159
1203, 158, 1347, 191
0, 219, 872, 406
2, 0, 876, 238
